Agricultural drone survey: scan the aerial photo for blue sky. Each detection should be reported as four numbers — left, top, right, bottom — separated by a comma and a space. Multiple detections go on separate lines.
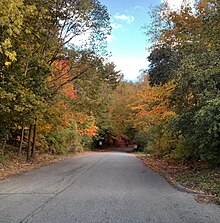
101, 0, 158, 81
100, 0, 192, 81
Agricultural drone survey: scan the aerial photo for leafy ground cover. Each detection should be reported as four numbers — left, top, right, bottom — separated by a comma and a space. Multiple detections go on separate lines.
136, 153, 220, 205
0, 147, 128, 180
175, 166, 220, 204
0, 154, 68, 180
0, 151, 93, 180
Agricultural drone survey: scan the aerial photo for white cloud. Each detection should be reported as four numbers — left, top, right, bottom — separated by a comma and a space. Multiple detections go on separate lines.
111, 23, 122, 29
68, 30, 92, 46
106, 34, 115, 43
114, 14, 135, 24
109, 56, 149, 81
162, 0, 194, 11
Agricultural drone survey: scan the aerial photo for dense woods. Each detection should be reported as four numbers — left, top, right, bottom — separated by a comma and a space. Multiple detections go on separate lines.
0, 0, 219, 169
108, 0, 220, 165
144, 0, 220, 165
0, 0, 122, 162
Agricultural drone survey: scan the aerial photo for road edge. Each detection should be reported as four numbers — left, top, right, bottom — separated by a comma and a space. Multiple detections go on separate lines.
136, 154, 219, 205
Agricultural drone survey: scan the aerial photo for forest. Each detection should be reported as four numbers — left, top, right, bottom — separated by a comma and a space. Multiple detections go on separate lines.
0, 0, 219, 172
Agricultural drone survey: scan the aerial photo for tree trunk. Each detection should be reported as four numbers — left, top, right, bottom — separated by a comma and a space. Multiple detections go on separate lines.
27, 124, 33, 162
18, 125, 25, 157
31, 118, 37, 159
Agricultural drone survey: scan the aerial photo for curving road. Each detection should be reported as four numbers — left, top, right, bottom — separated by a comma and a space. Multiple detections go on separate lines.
0, 151, 219, 223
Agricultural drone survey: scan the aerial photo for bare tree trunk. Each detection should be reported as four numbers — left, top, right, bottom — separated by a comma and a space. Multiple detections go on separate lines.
27, 124, 33, 162
31, 118, 37, 159
18, 125, 25, 157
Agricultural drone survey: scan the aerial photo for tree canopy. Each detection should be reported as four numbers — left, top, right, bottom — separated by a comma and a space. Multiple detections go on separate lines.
0, 0, 219, 166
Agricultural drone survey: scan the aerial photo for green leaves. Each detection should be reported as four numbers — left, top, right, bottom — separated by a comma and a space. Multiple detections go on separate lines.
145, 0, 220, 164
148, 46, 179, 86
0, 0, 24, 65
0, 0, 112, 156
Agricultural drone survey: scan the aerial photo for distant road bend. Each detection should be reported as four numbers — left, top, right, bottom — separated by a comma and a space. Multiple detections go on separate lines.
0, 151, 219, 223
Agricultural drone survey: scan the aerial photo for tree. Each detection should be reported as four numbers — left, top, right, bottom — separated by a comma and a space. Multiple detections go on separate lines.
108, 81, 138, 143
72, 58, 122, 146
148, 45, 179, 86
131, 75, 176, 153
0, 0, 111, 160
0, 0, 24, 66
145, 0, 220, 163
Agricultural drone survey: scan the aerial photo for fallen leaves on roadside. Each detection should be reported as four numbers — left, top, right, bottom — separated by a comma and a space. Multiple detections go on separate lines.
136, 153, 220, 205
137, 154, 188, 175
0, 154, 68, 180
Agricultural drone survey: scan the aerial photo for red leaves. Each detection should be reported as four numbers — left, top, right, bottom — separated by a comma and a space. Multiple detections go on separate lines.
62, 83, 77, 99
46, 59, 79, 99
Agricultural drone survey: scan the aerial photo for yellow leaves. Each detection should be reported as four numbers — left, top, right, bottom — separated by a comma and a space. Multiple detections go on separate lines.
207, 43, 212, 49
4, 61, 11, 66
75, 112, 98, 136
160, 0, 219, 49
0, 0, 52, 66
0, 0, 24, 32
133, 81, 176, 128
5, 50, 16, 60
0, 0, 24, 65
0, 38, 17, 65
1, 38, 12, 50
108, 82, 138, 137
25, 29, 31, 34
26, 5, 37, 15
39, 124, 52, 132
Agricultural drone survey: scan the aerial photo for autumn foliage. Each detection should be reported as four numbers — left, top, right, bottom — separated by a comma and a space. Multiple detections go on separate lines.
108, 0, 219, 165
0, 0, 112, 161
142, 0, 220, 163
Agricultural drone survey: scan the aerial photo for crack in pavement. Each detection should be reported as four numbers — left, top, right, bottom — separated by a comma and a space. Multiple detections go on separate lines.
18, 156, 105, 223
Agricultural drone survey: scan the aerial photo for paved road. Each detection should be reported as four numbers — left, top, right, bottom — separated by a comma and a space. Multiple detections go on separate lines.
0, 152, 219, 223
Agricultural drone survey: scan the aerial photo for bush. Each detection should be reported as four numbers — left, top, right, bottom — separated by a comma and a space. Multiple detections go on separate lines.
169, 136, 194, 161
145, 120, 177, 156
133, 131, 148, 152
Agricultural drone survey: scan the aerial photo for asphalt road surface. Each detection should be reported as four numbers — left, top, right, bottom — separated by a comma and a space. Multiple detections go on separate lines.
0, 151, 219, 223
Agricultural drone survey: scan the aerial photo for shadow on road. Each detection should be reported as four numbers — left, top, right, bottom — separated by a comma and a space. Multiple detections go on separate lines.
95, 147, 134, 153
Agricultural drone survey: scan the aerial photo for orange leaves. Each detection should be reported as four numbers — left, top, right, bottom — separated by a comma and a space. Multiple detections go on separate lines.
42, 58, 98, 142
41, 97, 98, 139
160, 0, 216, 48
52, 60, 70, 75
61, 83, 77, 99
39, 124, 52, 132
79, 125, 98, 137
50, 59, 72, 88
196, 0, 210, 13
133, 81, 176, 128
48, 59, 81, 98
75, 112, 98, 136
